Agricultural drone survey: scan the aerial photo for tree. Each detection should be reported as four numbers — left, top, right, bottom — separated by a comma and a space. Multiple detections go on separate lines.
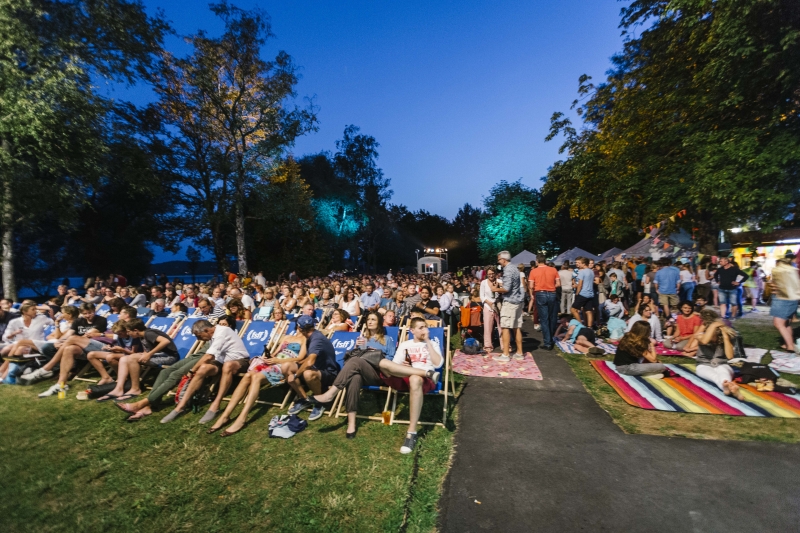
186, 246, 201, 283
451, 203, 482, 266
334, 125, 392, 271
478, 180, 548, 261
0, 0, 167, 299
544, 0, 800, 253
179, 2, 316, 274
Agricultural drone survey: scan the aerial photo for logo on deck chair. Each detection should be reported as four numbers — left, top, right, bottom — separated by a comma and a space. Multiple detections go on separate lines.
246, 329, 270, 346
179, 326, 194, 341
332, 339, 355, 352
152, 324, 169, 332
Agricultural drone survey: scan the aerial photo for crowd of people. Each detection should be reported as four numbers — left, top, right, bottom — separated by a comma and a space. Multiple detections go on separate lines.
2, 248, 798, 445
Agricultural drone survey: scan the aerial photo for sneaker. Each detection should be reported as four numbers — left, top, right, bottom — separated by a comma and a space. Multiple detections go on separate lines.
512, 353, 525, 361
38, 382, 68, 398
308, 405, 325, 421
288, 397, 312, 415
400, 432, 418, 454
492, 355, 510, 362
533, 324, 541, 330
160, 408, 187, 424
425, 369, 441, 383
22, 367, 53, 383
587, 347, 605, 356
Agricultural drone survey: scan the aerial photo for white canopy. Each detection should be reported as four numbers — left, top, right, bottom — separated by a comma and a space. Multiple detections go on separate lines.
552, 247, 600, 266
509, 249, 538, 266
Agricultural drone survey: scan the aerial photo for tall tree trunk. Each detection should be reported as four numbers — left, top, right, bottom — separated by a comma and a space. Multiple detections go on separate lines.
234, 191, 248, 275
0, 139, 16, 301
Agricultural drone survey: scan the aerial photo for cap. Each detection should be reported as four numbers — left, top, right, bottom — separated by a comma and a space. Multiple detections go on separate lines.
297, 315, 315, 329
785, 250, 796, 259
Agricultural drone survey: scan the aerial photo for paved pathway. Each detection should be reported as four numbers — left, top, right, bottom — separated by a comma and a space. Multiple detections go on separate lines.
438, 322, 800, 532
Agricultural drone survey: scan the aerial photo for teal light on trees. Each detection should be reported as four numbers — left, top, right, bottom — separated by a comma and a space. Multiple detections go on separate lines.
478, 180, 547, 261
313, 198, 362, 237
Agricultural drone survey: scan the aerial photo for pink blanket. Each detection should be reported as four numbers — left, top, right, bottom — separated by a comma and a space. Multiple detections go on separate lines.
452, 350, 543, 380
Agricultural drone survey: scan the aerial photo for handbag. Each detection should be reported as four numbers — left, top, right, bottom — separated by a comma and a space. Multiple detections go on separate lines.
344, 348, 384, 369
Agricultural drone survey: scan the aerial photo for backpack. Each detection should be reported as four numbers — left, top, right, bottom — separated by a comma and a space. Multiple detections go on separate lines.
175, 373, 215, 412
462, 337, 482, 355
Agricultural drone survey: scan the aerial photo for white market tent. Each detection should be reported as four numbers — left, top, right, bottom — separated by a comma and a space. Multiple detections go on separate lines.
509, 249, 538, 266
552, 247, 600, 266
599, 247, 624, 261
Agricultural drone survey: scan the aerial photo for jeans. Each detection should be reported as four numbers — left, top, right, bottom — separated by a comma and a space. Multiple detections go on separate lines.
718, 289, 738, 306
616, 363, 666, 376
560, 290, 574, 314
679, 281, 695, 302
535, 291, 558, 348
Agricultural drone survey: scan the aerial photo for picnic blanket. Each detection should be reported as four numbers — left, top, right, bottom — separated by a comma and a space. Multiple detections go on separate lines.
654, 343, 689, 357
769, 351, 800, 374
591, 360, 800, 418
453, 350, 542, 380
556, 340, 617, 355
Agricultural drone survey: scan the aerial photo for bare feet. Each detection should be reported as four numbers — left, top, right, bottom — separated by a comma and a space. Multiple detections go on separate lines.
728, 382, 745, 401
97, 377, 115, 386
116, 403, 138, 413
208, 416, 230, 433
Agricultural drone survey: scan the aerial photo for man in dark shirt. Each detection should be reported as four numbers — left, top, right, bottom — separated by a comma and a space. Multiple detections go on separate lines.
714, 257, 749, 319
413, 286, 441, 320
286, 316, 340, 420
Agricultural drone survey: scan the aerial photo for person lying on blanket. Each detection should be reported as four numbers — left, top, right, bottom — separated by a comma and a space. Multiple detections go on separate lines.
691, 309, 744, 401
85, 321, 142, 386
309, 312, 397, 439
563, 319, 604, 356
613, 321, 666, 378
663, 301, 702, 354
206, 328, 309, 437
160, 319, 249, 424
95, 318, 180, 402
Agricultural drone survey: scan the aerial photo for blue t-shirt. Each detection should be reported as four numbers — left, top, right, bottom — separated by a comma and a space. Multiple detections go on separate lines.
634, 263, 647, 280
366, 337, 396, 360
654, 266, 681, 295
306, 330, 340, 373
576, 268, 595, 297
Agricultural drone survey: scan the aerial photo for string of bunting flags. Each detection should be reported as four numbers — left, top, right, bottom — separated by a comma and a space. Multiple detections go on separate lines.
640, 209, 697, 254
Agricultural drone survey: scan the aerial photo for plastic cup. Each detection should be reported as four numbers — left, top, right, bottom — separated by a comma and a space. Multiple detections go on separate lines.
382, 410, 391, 425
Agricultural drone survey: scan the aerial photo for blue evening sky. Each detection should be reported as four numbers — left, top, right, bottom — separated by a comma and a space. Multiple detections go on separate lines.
118, 1, 626, 262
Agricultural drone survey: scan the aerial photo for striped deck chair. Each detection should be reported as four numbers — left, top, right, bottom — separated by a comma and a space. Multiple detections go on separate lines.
332, 325, 404, 421
386, 326, 455, 427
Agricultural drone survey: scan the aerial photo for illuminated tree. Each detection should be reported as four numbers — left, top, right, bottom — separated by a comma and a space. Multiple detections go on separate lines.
478, 180, 548, 261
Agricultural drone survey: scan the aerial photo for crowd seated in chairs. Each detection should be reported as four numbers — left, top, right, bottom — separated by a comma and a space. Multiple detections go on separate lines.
0, 269, 474, 453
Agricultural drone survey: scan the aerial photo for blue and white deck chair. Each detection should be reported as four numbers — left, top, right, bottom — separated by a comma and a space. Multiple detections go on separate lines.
187, 307, 196, 316
136, 306, 152, 319
240, 320, 276, 359
284, 321, 296, 335
285, 313, 295, 321
105, 314, 120, 329
95, 303, 110, 316
43, 324, 56, 338
254, 306, 273, 321
174, 316, 202, 360
333, 326, 402, 421
314, 309, 324, 322
387, 326, 454, 427
235, 319, 247, 333
147, 316, 178, 334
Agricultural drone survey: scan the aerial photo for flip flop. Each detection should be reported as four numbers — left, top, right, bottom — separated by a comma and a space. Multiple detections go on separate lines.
114, 393, 140, 402
126, 411, 150, 422
114, 402, 137, 414
96, 394, 120, 402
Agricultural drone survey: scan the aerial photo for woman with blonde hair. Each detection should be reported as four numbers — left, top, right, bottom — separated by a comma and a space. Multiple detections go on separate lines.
693, 309, 743, 400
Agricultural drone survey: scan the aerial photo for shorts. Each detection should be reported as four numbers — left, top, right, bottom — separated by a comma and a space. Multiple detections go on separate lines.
83, 339, 107, 354
572, 295, 595, 312
576, 327, 596, 344
717, 289, 739, 306
499, 301, 523, 329
298, 365, 338, 390
146, 352, 180, 367
770, 298, 799, 320
744, 287, 760, 299
211, 358, 248, 373
380, 374, 437, 394
658, 294, 679, 308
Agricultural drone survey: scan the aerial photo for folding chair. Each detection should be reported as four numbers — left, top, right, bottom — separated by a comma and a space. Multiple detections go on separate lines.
386, 326, 455, 427
96, 303, 111, 316
105, 314, 120, 329
229, 320, 293, 408
332, 325, 404, 422
236, 319, 248, 334
136, 306, 152, 319
173, 316, 202, 360
187, 307, 196, 316
253, 306, 272, 321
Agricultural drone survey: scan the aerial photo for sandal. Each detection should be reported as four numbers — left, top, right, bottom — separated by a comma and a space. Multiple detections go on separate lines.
126, 411, 150, 422
114, 393, 140, 402
96, 394, 120, 402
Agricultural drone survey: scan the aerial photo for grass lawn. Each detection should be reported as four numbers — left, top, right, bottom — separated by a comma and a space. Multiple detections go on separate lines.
559, 312, 800, 443
0, 377, 460, 533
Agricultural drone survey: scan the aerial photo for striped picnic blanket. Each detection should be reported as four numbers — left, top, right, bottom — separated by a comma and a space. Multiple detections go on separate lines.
591, 360, 800, 418
556, 341, 617, 355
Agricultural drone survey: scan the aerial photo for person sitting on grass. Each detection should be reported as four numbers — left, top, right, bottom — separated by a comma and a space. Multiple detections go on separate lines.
160, 319, 249, 424
691, 309, 744, 400
562, 319, 604, 356
24, 303, 109, 394
602, 293, 626, 320
663, 301, 702, 352
85, 321, 142, 385
206, 324, 310, 436
308, 312, 397, 439
95, 318, 180, 402
613, 321, 666, 378
284, 316, 340, 420
625, 303, 663, 342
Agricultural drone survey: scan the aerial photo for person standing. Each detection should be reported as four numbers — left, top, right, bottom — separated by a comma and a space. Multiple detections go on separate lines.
479, 268, 500, 352
489, 251, 525, 362
713, 256, 748, 319
653, 259, 681, 318
768, 251, 800, 353
529, 254, 560, 350
558, 262, 575, 314
571, 257, 596, 328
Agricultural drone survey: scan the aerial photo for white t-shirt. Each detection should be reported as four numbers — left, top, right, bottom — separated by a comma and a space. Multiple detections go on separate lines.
679, 270, 694, 284
393, 339, 442, 372
558, 270, 574, 292
3, 314, 54, 342
240, 294, 256, 312
208, 325, 249, 363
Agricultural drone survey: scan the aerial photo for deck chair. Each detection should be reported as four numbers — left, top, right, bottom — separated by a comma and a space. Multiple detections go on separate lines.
105, 313, 120, 329
228, 320, 293, 408
332, 326, 403, 421
253, 306, 273, 321
173, 316, 202, 360
95, 303, 111, 316
136, 306, 152, 318
12, 302, 20, 309
236, 319, 248, 334
386, 326, 455, 427
187, 307, 196, 316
